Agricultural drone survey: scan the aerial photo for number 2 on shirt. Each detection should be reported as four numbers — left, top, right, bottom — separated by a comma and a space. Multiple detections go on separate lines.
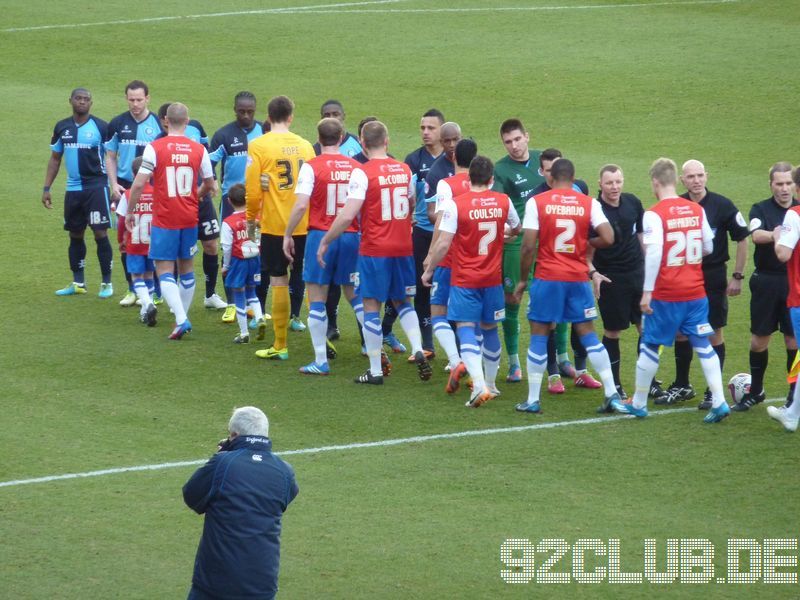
554, 218, 576, 253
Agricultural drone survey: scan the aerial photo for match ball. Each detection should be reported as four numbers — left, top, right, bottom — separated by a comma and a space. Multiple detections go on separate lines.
728, 373, 751, 404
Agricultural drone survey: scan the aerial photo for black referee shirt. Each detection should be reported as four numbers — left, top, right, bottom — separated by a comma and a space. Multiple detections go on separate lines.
749, 196, 799, 274
593, 192, 644, 275
680, 189, 749, 268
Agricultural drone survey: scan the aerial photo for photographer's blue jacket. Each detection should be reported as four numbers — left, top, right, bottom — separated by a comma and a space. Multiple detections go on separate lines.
183, 435, 298, 600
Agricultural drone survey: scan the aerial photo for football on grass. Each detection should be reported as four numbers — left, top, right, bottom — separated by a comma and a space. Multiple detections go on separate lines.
728, 373, 751, 403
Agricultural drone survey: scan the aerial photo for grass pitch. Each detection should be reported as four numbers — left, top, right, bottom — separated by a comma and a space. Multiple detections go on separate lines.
2, 1, 799, 598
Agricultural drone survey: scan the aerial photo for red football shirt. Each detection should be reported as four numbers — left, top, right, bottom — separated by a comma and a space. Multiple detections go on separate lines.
222, 211, 249, 259
297, 155, 359, 233
348, 157, 414, 257
124, 182, 154, 256
435, 173, 471, 269
643, 197, 711, 302
140, 135, 212, 229
438, 190, 519, 288
522, 189, 608, 282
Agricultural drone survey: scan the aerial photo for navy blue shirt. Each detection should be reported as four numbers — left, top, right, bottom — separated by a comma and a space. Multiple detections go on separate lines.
406, 147, 442, 231
208, 121, 266, 196
183, 435, 298, 600
105, 111, 163, 186
50, 115, 108, 191
419, 153, 454, 231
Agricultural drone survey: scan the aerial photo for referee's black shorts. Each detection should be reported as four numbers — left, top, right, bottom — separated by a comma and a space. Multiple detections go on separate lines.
703, 264, 728, 330
597, 270, 643, 332
261, 233, 306, 278
750, 271, 792, 336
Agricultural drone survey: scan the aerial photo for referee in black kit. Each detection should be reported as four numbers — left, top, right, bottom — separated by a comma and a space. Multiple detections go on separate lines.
589, 164, 659, 401
660, 159, 749, 409
736, 162, 798, 411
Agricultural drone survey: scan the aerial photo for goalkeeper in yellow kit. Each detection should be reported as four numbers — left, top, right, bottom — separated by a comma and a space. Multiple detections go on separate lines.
246, 96, 315, 360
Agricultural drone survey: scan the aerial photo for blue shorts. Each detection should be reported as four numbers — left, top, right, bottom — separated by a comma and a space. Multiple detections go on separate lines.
149, 226, 198, 261
356, 255, 416, 302
641, 298, 713, 346
448, 285, 505, 323
528, 279, 597, 323
126, 253, 155, 275
303, 230, 359, 286
225, 256, 262, 289
430, 266, 451, 307
791, 307, 800, 339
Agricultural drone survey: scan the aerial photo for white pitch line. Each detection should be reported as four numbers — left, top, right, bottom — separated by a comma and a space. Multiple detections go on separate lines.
0, 399, 777, 489
3, 0, 742, 33
242, 0, 741, 15
1, 0, 405, 33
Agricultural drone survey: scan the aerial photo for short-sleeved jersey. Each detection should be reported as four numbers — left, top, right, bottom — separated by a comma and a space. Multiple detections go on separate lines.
592, 192, 644, 274
222, 210, 250, 260
749, 196, 798, 275
105, 111, 163, 185
50, 115, 108, 191
313, 132, 363, 159
643, 198, 714, 302
123, 182, 154, 255
140, 136, 213, 229
523, 189, 609, 282
245, 131, 316, 236
406, 146, 442, 231
434, 172, 471, 269
492, 153, 545, 247
348, 157, 414, 257
680, 189, 749, 268
777, 206, 800, 307
439, 190, 520, 288
209, 122, 264, 197
296, 155, 360, 233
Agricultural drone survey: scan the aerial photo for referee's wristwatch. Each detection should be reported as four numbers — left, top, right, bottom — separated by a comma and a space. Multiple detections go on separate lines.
732, 272, 745, 280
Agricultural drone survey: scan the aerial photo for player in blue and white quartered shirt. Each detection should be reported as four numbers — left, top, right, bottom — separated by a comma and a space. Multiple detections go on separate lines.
43, 87, 114, 298
105, 80, 162, 305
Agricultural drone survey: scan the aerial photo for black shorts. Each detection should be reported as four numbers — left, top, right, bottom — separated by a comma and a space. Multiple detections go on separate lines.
197, 196, 220, 241
63, 187, 112, 232
597, 271, 643, 332
261, 233, 305, 278
703, 265, 728, 330
412, 226, 433, 285
750, 271, 792, 336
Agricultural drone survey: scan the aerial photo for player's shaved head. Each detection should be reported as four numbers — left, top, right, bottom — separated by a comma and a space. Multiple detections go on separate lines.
268, 96, 294, 124
550, 158, 575, 184
682, 159, 706, 174
70, 87, 91, 99
166, 102, 189, 127
69, 87, 92, 116
440, 122, 461, 139
599, 164, 622, 179
317, 117, 344, 146
321, 99, 344, 121
454, 139, 478, 169
361, 121, 388, 150
469, 155, 494, 186
649, 157, 678, 187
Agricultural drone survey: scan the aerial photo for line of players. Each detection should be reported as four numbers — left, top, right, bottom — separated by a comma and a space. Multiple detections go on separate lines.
44, 85, 800, 429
